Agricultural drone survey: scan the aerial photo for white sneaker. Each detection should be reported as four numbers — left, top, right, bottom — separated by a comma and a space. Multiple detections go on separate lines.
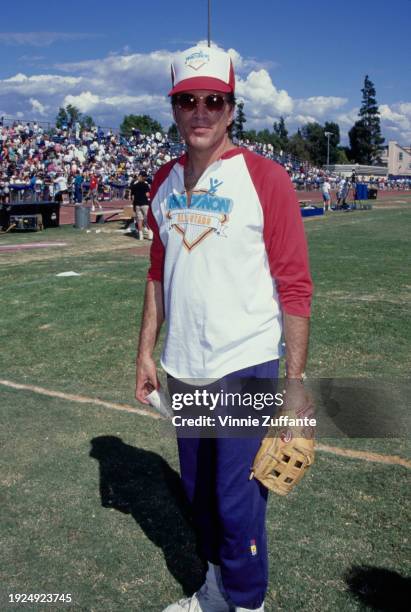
162, 593, 204, 611
235, 605, 264, 611
163, 563, 230, 612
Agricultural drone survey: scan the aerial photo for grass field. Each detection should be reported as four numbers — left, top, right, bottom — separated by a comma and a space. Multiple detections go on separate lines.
1, 200, 410, 611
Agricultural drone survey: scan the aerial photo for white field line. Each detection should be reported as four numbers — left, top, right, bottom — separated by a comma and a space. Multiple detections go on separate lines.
316, 443, 411, 469
0, 379, 161, 419
0, 379, 410, 468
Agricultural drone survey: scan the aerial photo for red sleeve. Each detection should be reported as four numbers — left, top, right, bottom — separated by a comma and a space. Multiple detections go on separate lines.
146, 159, 179, 283
244, 151, 313, 317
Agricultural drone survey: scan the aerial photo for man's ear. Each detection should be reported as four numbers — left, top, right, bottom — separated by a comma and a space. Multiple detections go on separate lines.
227, 106, 235, 128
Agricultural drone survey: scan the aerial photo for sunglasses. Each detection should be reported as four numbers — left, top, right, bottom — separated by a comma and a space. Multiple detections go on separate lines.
174, 93, 228, 112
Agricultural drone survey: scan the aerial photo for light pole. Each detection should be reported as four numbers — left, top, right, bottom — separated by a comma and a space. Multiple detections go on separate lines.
207, 0, 211, 47
324, 131, 332, 167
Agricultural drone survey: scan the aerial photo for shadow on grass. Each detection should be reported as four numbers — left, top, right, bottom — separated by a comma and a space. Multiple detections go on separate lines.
345, 565, 411, 611
89, 435, 205, 594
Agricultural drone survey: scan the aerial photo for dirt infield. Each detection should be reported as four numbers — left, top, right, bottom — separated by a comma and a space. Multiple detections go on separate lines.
59, 199, 129, 225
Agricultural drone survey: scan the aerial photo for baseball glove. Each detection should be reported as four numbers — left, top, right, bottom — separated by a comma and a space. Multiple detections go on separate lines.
250, 430, 314, 496
250, 380, 315, 496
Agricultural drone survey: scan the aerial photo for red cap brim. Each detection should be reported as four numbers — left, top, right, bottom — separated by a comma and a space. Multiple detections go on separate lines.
168, 76, 233, 96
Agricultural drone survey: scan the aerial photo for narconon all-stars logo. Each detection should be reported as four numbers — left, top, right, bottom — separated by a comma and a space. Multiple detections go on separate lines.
166, 178, 234, 251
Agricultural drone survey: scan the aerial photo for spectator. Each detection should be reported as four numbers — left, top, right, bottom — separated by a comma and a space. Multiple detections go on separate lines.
130, 171, 152, 240
74, 170, 84, 204
321, 178, 332, 211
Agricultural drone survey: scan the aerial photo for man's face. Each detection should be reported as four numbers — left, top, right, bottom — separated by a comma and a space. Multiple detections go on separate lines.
173, 90, 234, 152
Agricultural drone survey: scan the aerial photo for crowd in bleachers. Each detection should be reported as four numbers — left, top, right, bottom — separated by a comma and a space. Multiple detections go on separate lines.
0, 120, 178, 204
1, 120, 410, 204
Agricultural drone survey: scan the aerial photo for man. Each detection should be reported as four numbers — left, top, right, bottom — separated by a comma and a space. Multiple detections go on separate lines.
321, 177, 331, 211
336, 177, 349, 209
130, 171, 152, 240
89, 172, 101, 211
53, 171, 69, 203
135, 46, 313, 611
73, 170, 84, 204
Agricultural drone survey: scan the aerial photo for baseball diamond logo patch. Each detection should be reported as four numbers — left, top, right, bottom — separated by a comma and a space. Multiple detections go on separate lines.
166, 178, 233, 251
185, 50, 210, 71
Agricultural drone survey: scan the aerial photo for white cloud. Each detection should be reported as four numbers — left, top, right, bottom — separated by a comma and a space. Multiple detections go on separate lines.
63, 91, 101, 113
378, 103, 411, 142
236, 69, 294, 116
0, 73, 83, 96
29, 98, 48, 115
293, 114, 317, 124
398, 102, 411, 116
0, 32, 100, 47
19, 54, 46, 62
336, 108, 360, 126
0, 42, 410, 143
380, 104, 410, 127
295, 96, 347, 116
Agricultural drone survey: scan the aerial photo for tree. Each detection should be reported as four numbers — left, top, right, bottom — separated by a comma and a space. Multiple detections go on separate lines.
55, 104, 94, 130
287, 129, 311, 161
120, 114, 163, 136
300, 122, 327, 166
234, 101, 246, 140
82, 115, 95, 130
323, 121, 340, 164
242, 129, 257, 142
167, 122, 179, 140
349, 75, 384, 164
273, 117, 288, 151
335, 147, 350, 164
296, 121, 341, 166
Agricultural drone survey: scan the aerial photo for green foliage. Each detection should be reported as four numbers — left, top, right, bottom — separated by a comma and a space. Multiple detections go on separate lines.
82, 115, 95, 130
243, 129, 257, 142
273, 116, 289, 150
324, 121, 340, 163
349, 75, 384, 164
167, 122, 179, 140
234, 101, 247, 140
298, 122, 339, 166
120, 114, 163, 136
335, 147, 350, 164
287, 129, 311, 162
55, 104, 95, 130
301, 123, 325, 166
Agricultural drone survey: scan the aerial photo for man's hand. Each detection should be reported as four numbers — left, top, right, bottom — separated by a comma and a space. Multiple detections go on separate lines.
282, 378, 314, 416
135, 280, 164, 404
250, 379, 315, 496
135, 355, 159, 404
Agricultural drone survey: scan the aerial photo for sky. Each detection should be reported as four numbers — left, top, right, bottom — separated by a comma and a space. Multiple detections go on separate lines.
1, 0, 410, 145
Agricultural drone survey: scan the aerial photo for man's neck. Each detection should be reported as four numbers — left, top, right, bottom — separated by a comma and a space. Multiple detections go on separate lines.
185, 137, 236, 183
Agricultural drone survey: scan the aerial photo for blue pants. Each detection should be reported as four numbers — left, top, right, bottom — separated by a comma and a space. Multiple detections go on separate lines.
171, 360, 279, 609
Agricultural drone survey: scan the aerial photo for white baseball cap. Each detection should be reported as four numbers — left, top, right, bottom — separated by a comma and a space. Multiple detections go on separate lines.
169, 45, 235, 96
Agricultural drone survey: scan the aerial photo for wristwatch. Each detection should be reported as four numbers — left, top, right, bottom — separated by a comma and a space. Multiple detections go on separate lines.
285, 372, 307, 384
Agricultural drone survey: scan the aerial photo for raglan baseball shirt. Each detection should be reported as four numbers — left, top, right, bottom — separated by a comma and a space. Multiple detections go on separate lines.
147, 147, 313, 380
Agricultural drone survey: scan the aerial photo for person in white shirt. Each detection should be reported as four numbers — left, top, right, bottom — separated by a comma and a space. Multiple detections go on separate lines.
321, 178, 331, 211
135, 45, 313, 612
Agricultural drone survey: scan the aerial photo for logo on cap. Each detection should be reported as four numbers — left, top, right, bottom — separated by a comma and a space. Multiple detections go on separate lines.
185, 50, 210, 71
